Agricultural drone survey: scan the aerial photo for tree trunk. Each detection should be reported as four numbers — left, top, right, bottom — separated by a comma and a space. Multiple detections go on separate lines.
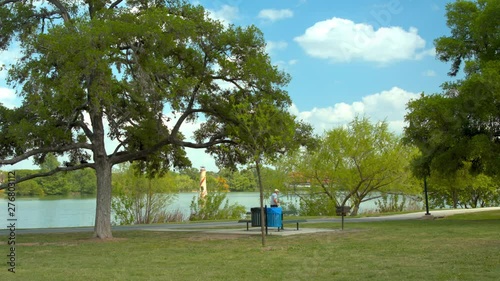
350, 196, 362, 216
94, 159, 113, 238
255, 158, 266, 247
350, 205, 360, 216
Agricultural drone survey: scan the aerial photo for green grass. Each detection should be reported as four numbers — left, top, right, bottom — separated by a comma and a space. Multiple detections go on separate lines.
7, 211, 500, 280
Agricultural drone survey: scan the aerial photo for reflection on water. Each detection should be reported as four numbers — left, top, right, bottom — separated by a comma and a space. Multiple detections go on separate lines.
0, 192, 380, 229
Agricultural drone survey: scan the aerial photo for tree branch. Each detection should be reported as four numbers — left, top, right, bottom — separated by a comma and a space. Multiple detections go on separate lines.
0, 143, 93, 166
210, 75, 245, 91
46, 0, 71, 22
0, 0, 19, 5
170, 108, 207, 139
109, 0, 123, 9
76, 119, 94, 139
109, 132, 236, 165
0, 163, 94, 189
173, 138, 236, 149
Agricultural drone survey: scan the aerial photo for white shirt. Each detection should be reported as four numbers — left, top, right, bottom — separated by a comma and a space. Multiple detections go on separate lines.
270, 192, 279, 206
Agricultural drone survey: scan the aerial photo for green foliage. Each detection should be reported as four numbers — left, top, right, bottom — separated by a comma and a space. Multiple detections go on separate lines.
375, 194, 409, 213
40, 175, 71, 195
404, 1, 500, 210
285, 117, 416, 216
280, 200, 299, 215
189, 192, 246, 221
219, 168, 257, 191
15, 179, 45, 196
111, 164, 179, 225
2, 162, 96, 196
435, 0, 500, 77
427, 165, 500, 209
406, 0, 500, 180
260, 166, 288, 193
172, 173, 197, 192
298, 194, 337, 216
67, 169, 97, 195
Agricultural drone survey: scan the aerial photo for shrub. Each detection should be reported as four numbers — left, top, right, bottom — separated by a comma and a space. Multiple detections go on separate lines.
299, 194, 337, 216
189, 192, 246, 221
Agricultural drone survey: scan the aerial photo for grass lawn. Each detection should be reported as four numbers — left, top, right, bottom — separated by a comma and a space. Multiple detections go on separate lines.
6, 211, 500, 281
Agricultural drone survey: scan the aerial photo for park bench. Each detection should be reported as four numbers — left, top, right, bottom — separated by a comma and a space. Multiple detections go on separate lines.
281, 219, 307, 230
238, 219, 253, 231
238, 210, 307, 231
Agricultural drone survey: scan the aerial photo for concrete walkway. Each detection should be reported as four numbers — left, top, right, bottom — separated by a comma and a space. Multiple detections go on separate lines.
143, 226, 341, 236
140, 207, 500, 236
2, 207, 499, 236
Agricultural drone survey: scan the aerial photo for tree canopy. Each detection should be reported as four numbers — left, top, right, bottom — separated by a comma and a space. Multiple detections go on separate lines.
0, 0, 310, 238
404, 0, 500, 178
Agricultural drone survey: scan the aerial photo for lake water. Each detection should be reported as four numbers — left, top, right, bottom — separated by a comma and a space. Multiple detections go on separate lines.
0, 192, 381, 229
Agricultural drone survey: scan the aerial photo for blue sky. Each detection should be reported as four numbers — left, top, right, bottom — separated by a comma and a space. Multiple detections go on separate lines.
0, 0, 459, 172
200, 0, 457, 129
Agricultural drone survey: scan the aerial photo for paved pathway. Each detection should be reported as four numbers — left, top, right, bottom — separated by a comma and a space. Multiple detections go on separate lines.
1, 207, 499, 236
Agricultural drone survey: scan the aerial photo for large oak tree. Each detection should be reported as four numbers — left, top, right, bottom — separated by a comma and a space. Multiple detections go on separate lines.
0, 0, 305, 238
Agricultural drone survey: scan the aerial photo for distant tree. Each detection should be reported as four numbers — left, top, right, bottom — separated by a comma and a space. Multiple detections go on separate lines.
295, 117, 416, 216
37, 154, 71, 195
259, 166, 288, 197
427, 163, 500, 209
172, 173, 197, 192
15, 178, 44, 196
178, 167, 201, 183
218, 168, 256, 191
112, 164, 178, 225
67, 168, 97, 195
0, 0, 297, 238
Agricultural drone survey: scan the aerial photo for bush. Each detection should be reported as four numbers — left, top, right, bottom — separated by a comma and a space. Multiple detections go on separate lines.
189, 192, 246, 221
111, 165, 179, 225
375, 193, 406, 213
375, 193, 423, 213
280, 201, 299, 215
112, 191, 178, 225
299, 194, 337, 216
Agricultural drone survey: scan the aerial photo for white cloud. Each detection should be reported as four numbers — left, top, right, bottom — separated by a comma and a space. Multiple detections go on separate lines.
0, 87, 16, 108
294, 17, 433, 64
275, 59, 298, 70
415, 47, 436, 59
0, 47, 21, 80
422, 70, 436, 77
0, 87, 15, 100
266, 40, 288, 53
206, 5, 239, 26
258, 9, 294, 22
291, 87, 420, 135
